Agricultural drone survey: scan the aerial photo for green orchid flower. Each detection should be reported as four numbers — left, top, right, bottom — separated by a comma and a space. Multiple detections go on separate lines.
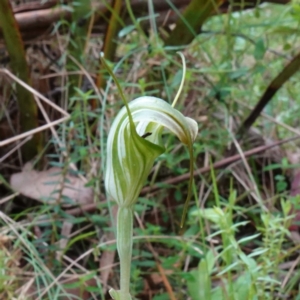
102, 54, 198, 300
105, 95, 198, 208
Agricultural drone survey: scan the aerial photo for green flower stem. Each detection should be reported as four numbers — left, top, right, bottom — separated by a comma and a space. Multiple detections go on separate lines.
104, 53, 197, 299
117, 206, 133, 300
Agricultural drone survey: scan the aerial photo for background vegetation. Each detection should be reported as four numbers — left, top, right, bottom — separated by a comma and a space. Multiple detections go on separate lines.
0, 0, 300, 299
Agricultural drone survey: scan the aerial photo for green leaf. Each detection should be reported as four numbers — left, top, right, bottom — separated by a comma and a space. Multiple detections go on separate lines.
254, 38, 266, 60
190, 207, 225, 224
118, 25, 135, 38
109, 289, 132, 300
187, 250, 215, 300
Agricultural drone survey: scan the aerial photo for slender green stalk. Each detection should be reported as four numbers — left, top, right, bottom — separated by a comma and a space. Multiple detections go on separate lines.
0, 0, 41, 161
117, 207, 133, 300
104, 53, 197, 299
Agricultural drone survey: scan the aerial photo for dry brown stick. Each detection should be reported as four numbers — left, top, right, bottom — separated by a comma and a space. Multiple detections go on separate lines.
237, 51, 300, 137
64, 135, 299, 217
1, 0, 290, 42
141, 135, 300, 194
12, 0, 62, 13
1, 0, 188, 41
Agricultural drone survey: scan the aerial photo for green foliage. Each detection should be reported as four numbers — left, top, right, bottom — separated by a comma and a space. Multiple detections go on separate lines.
188, 195, 294, 300
2, 1, 300, 299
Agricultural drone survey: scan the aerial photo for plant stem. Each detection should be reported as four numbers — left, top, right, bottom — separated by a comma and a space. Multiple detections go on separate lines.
0, 0, 42, 161
117, 206, 133, 300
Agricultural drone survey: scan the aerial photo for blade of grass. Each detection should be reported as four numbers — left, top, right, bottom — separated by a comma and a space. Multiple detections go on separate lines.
96, 0, 124, 89
0, 0, 41, 161
66, 0, 92, 97
165, 0, 224, 46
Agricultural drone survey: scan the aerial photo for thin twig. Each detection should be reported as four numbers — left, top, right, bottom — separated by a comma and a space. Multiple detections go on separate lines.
142, 135, 300, 194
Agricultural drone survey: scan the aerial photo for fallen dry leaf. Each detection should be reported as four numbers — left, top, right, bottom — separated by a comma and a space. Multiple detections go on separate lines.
10, 167, 93, 206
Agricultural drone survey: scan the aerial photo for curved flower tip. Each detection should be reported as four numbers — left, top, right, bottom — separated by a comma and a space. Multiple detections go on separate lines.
105, 96, 198, 208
